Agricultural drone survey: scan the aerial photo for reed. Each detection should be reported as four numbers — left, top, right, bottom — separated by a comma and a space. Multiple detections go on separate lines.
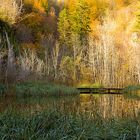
0, 110, 139, 140
124, 85, 140, 91
15, 82, 79, 96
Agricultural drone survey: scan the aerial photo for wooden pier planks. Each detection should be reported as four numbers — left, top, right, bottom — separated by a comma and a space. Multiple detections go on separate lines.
77, 87, 124, 94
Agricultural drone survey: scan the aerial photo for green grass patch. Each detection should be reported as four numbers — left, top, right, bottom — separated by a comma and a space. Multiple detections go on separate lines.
124, 85, 140, 91
15, 82, 79, 97
0, 110, 139, 140
123, 85, 140, 100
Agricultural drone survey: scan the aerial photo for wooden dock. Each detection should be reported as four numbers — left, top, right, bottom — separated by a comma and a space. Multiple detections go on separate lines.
77, 87, 124, 94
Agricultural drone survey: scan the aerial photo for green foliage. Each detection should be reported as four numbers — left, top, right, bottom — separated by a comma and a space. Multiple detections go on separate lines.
0, 110, 139, 139
58, 0, 92, 45
58, 8, 70, 44
41, 0, 49, 14
69, 0, 91, 36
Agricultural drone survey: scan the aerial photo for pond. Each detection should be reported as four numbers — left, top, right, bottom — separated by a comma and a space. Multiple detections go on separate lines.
0, 93, 139, 120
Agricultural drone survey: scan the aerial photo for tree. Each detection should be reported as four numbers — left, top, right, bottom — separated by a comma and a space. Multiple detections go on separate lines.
58, 0, 92, 44
34, 0, 49, 13
68, 0, 91, 41
0, 0, 22, 24
58, 0, 93, 83
58, 8, 70, 45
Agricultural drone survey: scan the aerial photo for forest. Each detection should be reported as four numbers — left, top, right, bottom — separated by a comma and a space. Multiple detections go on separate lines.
0, 0, 140, 139
0, 0, 140, 88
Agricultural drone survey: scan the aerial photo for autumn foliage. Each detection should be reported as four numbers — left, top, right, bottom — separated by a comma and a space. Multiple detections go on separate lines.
0, 0, 140, 87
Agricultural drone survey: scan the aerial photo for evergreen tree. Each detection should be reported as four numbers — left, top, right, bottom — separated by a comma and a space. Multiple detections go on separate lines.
68, 0, 91, 40
58, 8, 70, 45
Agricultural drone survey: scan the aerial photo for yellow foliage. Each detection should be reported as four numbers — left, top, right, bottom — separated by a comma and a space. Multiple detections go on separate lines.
0, 0, 21, 24
24, 0, 48, 13
34, 0, 48, 12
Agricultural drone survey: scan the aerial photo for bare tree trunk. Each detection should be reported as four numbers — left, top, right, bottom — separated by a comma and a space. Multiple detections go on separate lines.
52, 41, 60, 80
73, 44, 76, 82
5, 31, 16, 83
71, 34, 83, 84
98, 18, 117, 87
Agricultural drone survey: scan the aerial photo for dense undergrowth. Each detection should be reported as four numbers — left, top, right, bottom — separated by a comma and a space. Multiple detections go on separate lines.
0, 110, 139, 140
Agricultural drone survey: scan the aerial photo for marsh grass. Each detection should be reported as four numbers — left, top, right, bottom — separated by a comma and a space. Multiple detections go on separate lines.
124, 85, 140, 100
0, 110, 139, 140
15, 82, 79, 97
124, 85, 140, 91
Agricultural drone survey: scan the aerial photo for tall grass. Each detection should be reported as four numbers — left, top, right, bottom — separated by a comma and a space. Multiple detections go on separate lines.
124, 85, 140, 91
0, 110, 139, 140
124, 85, 140, 100
15, 82, 79, 96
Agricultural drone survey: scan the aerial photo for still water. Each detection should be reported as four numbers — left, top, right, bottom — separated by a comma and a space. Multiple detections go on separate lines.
0, 94, 140, 119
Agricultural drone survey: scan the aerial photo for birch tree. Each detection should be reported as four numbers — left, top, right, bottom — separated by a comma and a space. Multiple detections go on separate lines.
5, 31, 16, 82
52, 41, 60, 79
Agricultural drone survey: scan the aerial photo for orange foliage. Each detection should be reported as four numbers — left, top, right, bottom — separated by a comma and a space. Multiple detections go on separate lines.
24, 0, 48, 13
34, 0, 48, 13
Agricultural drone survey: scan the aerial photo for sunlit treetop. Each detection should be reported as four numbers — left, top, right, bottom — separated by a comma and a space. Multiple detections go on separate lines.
0, 0, 22, 24
23, 0, 49, 13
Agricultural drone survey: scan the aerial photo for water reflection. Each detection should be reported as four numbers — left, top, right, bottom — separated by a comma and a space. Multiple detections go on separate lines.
80, 94, 140, 119
0, 94, 139, 120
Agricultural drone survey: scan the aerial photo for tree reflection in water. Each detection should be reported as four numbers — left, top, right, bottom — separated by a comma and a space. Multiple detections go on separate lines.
0, 94, 139, 120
